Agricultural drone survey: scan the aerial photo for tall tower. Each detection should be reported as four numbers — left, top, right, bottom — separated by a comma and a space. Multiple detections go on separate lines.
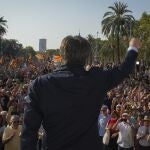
39, 39, 47, 51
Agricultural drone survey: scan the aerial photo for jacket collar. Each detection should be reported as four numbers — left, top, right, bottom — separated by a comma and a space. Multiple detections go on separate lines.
53, 64, 86, 76
54, 64, 85, 72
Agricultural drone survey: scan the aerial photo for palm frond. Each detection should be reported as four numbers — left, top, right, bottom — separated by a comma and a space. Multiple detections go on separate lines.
103, 11, 114, 18
0, 16, 8, 36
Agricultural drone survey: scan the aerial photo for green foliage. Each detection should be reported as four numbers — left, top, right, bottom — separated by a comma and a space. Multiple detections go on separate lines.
102, 2, 134, 37
87, 34, 103, 63
1, 39, 23, 58
0, 16, 8, 56
0, 16, 7, 37
1, 38, 37, 59
45, 49, 59, 56
102, 1, 134, 63
1, 11, 149, 64
21, 46, 36, 57
133, 12, 150, 62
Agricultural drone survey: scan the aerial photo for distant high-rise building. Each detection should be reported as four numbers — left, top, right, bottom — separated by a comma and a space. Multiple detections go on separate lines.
39, 39, 47, 51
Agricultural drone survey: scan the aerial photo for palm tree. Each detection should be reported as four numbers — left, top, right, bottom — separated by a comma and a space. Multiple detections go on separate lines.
0, 16, 8, 56
0, 16, 7, 36
102, 1, 134, 63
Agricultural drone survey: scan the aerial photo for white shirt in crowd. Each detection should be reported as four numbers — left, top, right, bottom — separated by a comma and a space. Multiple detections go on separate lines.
137, 126, 150, 147
117, 121, 134, 148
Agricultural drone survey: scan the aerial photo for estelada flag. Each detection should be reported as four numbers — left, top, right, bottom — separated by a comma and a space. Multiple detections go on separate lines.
53, 55, 62, 62
28, 55, 32, 63
35, 54, 44, 60
9, 59, 17, 68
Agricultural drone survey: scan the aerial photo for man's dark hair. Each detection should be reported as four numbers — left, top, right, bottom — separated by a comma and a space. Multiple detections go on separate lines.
60, 35, 92, 66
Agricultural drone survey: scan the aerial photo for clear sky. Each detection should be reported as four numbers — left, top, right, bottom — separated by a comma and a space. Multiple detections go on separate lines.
0, 0, 149, 50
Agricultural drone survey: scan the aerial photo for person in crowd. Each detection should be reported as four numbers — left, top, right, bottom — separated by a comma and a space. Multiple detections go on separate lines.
137, 114, 144, 127
16, 89, 26, 114
105, 111, 118, 150
113, 112, 134, 150
2, 115, 21, 150
137, 115, 150, 150
98, 105, 110, 149
115, 104, 122, 118
0, 89, 9, 111
142, 103, 150, 116
21, 36, 140, 150
0, 111, 7, 126
129, 106, 139, 128
148, 102, 150, 111
103, 91, 115, 112
129, 107, 140, 150
0, 115, 5, 150
7, 96, 18, 115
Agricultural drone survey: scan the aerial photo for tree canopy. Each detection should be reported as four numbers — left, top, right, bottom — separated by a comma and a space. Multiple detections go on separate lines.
102, 1, 134, 63
0, 16, 7, 37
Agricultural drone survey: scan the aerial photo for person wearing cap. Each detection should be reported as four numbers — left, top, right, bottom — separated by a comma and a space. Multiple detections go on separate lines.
113, 112, 134, 150
2, 115, 21, 150
137, 115, 150, 150
98, 105, 110, 149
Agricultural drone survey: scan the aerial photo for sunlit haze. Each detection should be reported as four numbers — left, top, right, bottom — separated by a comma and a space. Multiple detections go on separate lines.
0, 0, 149, 50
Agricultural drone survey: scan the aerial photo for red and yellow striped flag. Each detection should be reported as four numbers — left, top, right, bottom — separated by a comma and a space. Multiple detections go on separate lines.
35, 54, 44, 60
53, 55, 62, 62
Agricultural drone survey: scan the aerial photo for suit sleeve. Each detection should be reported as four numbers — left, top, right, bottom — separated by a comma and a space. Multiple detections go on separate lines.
104, 50, 138, 91
21, 78, 42, 150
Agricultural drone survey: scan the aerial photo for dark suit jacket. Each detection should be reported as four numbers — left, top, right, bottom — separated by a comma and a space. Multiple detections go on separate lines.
21, 50, 137, 150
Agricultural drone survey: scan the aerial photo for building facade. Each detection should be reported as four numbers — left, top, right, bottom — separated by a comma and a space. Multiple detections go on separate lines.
39, 39, 47, 51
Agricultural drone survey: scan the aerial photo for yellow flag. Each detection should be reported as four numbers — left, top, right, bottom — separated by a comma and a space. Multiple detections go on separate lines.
53, 55, 62, 62
9, 59, 17, 68
35, 54, 44, 60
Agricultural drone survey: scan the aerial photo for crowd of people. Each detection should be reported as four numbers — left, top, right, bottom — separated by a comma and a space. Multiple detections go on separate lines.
0, 46, 150, 149
0, 58, 54, 150
98, 61, 150, 150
